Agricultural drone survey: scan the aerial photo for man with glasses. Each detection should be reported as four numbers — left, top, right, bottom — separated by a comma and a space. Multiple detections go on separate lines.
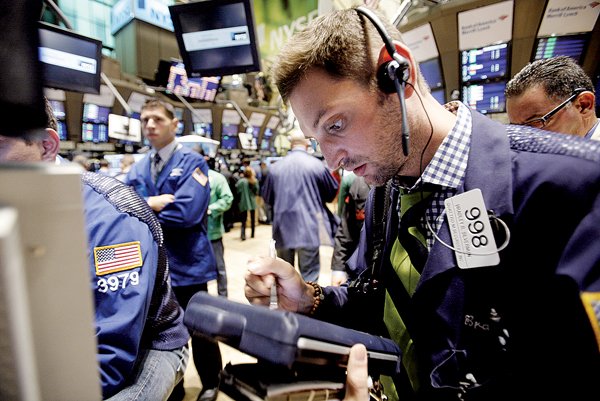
506, 56, 599, 140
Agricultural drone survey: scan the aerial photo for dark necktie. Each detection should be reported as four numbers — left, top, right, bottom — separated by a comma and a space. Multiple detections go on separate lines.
152, 153, 161, 183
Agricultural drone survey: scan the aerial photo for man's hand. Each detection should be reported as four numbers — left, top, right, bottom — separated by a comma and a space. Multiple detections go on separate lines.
345, 344, 370, 401
245, 256, 314, 314
147, 194, 175, 212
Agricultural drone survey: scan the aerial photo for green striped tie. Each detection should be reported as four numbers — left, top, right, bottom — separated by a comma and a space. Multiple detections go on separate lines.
381, 190, 432, 400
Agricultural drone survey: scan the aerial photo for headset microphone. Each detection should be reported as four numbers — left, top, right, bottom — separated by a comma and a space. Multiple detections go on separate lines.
355, 6, 410, 156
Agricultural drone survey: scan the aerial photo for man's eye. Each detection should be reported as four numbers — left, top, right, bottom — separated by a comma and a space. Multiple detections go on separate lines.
327, 118, 343, 132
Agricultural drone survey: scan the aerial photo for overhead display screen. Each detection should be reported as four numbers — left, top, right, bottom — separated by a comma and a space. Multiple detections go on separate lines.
462, 81, 507, 114
38, 22, 102, 94
461, 43, 509, 83
169, 0, 261, 77
533, 34, 589, 63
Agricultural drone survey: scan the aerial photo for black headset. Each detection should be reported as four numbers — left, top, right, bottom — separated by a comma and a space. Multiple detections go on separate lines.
355, 6, 410, 156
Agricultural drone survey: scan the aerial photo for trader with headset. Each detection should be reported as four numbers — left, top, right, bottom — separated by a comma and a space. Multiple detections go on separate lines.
244, 6, 600, 401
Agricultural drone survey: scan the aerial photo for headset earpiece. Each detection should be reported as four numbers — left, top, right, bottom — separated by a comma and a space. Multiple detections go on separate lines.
376, 47, 409, 94
376, 61, 397, 94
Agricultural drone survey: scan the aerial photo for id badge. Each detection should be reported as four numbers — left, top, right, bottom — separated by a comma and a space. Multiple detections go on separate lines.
444, 189, 500, 269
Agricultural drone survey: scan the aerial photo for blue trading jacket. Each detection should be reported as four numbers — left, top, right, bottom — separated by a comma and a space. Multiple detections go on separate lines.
261, 148, 340, 249
82, 173, 189, 399
319, 111, 600, 400
125, 145, 216, 287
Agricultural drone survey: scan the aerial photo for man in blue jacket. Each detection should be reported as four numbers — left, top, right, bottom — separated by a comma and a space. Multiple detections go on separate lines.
261, 129, 339, 282
0, 98, 190, 399
125, 99, 221, 401
244, 7, 600, 401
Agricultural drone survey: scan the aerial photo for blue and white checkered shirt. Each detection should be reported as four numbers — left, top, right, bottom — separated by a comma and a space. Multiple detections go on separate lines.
401, 101, 472, 249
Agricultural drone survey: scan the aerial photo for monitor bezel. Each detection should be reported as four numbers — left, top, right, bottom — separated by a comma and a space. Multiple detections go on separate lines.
169, 0, 262, 78
37, 21, 102, 94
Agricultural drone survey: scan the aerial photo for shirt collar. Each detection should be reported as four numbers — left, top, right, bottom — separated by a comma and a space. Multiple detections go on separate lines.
154, 139, 179, 164
409, 101, 472, 191
585, 118, 600, 140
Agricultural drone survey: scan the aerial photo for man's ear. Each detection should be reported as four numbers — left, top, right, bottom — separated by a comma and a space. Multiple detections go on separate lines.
171, 117, 179, 134
576, 91, 596, 116
41, 128, 60, 162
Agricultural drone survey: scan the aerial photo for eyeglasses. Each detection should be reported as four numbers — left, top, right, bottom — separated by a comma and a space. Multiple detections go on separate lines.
522, 88, 586, 129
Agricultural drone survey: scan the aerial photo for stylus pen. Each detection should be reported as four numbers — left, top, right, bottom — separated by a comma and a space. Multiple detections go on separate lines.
269, 239, 278, 310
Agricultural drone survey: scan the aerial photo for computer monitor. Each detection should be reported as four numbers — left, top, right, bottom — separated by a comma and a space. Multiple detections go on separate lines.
107, 114, 142, 143
220, 135, 238, 150
533, 34, 589, 63
37, 21, 102, 94
238, 132, 257, 150
155, 60, 222, 102
169, 0, 261, 77
49, 100, 66, 120
194, 122, 213, 137
420, 58, 444, 89
83, 103, 110, 124
461, 42, 509, 83
0, 163, 101, 400
462, 81, 507, 114
222, 123, 239, 136
81, 122, 109, 143
57, 120, 68, 141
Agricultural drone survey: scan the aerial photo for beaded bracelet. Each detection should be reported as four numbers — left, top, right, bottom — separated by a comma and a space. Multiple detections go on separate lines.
306, 281, 324, 315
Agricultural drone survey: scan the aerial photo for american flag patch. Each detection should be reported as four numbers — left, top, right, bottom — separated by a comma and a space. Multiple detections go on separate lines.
581, 292, 600, 352
94, 241, 142, 276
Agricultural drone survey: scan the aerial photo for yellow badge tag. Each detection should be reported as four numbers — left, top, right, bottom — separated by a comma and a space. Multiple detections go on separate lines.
94, 241, 143, 276
581, 291, 600, 352
192, 167, 208, 186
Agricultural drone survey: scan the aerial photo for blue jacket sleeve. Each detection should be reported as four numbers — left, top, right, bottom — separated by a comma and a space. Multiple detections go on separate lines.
84, 185, 157, 398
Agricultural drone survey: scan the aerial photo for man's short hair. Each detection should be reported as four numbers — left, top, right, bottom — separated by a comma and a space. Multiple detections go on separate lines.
43, 96, 58, 131
505, 56, 594, 101
271, 7, 428, 103
141, 98, 175, 119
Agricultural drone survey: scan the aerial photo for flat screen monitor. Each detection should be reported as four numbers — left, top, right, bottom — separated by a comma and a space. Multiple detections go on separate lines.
461, 42, 509, 83
38, 22, 102, 94
462, 81, 507, 114
420, 58, 444, 89
156, 60, 222, 102
169, 0, 261, 77
238, 132, 257, 150
107, 114, 142, 143
57, 120, 68, 141
82, 103, 110, 124
49, 100, 66, 120
533, 34, 589, 63
220, 134, 238, 150
194, 122, 213, 137
81, 122, 108, 143
222, 123, 239, 137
